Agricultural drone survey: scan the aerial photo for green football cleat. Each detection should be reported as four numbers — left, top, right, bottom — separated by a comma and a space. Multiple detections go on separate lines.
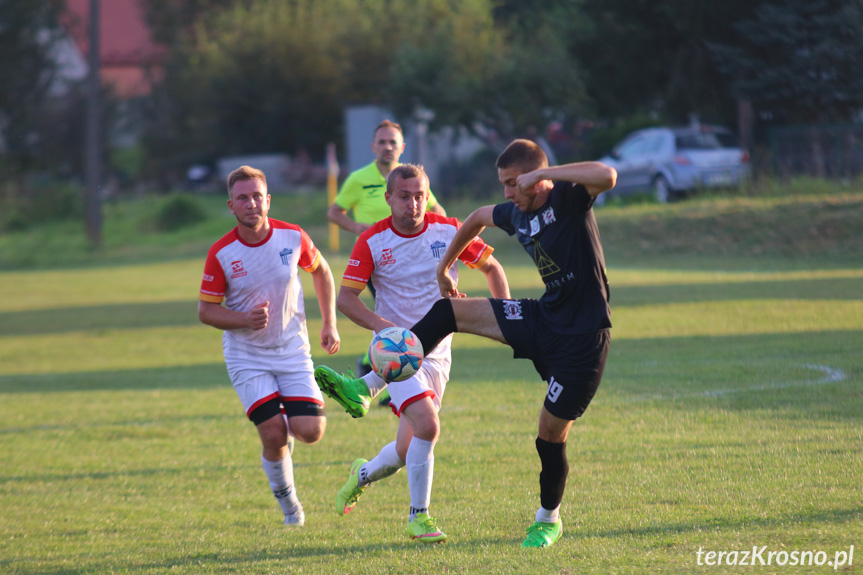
521, 520, 563, 548
406, 513, 447, 543
336, 458, 369, 516
314, 366, 371, 419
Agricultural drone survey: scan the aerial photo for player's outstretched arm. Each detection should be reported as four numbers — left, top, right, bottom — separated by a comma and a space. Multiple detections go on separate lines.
517, 162, 617, 198
437, 205, 497, 298
477, 254, 511, 299
336, 286, 396, 334
310, 256, 341, 354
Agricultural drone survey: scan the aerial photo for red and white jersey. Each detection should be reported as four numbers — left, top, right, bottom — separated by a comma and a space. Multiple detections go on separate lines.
199, 219, 321, 349
342, 213, 494, 360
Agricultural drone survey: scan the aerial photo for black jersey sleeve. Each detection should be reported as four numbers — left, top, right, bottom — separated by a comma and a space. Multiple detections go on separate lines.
492, 201, 517, 235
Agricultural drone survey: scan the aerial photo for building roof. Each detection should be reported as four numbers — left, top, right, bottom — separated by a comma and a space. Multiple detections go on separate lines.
63, 0, 165, 97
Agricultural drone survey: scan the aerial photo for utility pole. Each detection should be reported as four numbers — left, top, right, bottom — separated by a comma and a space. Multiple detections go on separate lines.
84, 0, 103, 246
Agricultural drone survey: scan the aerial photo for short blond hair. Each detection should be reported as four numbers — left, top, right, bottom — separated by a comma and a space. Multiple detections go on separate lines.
227, 165, 267, 196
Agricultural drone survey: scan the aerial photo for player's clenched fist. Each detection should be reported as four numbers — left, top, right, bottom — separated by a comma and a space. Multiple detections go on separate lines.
248, 301, 269, 330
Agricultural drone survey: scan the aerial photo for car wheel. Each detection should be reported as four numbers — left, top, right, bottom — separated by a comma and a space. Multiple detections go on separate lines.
652, 176, 673, 203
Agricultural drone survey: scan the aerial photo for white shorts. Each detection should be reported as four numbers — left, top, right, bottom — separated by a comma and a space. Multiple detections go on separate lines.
373, 354, 451, 416
223, 335, 324, 420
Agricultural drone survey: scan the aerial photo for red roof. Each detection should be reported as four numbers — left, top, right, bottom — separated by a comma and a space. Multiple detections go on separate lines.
63, 0, 166, 97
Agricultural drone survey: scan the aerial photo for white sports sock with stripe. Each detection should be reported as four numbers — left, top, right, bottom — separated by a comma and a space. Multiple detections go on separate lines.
262, 454, 300, 514
405, 437, 435, 517
359, 441, 404, 486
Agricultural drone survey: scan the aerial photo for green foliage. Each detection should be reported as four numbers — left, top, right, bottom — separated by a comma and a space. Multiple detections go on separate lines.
709, 0, 863, 124
571, 0, 770, 125
151, 194, 208, 232
0, 180, 82, 233
0, 0, 69, 173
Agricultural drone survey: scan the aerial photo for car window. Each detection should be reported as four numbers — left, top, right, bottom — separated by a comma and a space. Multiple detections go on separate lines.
675, 133, 722, 150
644, 134, 666, 154
616, 136, 648, 159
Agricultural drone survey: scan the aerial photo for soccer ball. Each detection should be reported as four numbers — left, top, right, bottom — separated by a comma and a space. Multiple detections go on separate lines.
369, 327, 423, 382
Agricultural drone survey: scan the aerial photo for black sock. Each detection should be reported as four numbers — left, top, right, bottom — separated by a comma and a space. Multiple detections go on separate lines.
535, 437, 569, 511
410, 298, 457, 356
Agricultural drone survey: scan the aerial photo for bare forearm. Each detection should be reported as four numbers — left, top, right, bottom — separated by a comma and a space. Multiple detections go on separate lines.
481, 257, 511, 299
327, 204, 368, 235
311, 261, 338, 329
198, 300, 263, 331
525, 162, 617, 196
437, 206, 494, 274
337, 288, 394, 333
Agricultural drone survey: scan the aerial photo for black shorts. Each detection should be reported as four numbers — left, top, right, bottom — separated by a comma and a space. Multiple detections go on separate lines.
249, 396, 325, 425
490, 298, 610, 420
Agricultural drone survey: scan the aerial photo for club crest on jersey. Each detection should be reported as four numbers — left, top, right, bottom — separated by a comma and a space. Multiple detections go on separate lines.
502, 300, 523, 320
542, 207, 556, 225
231, 260, 247, 279
380, 248, 396, 266
430, 240, 447, 259
279, 247, 293, 265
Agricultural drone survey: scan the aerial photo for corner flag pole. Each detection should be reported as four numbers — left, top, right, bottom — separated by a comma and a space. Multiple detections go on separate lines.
326, 143, 339, 252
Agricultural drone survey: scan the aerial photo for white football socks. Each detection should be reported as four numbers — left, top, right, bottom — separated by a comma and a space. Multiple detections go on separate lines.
536, 505, 560, 524
262, 454, 300, 514
362, 372, 388, 400
359, 441, 405, 487
405, 437, 435, 519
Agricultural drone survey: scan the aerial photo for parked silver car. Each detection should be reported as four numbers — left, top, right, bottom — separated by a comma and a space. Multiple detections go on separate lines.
598, 125, 750, 203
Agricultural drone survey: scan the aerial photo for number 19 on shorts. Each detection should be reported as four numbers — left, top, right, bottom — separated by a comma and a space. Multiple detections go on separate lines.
547, 377, 563, 403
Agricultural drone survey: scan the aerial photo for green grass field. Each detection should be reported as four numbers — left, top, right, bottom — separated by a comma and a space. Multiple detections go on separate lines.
1, 188, 861, 574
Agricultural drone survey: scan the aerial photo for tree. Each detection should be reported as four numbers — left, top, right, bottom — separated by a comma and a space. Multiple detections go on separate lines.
390, 0, 589, 138
144, 0, 570, 173
570, 0, 770, 126
0, 0, 66, 173
710, 0, 863, 125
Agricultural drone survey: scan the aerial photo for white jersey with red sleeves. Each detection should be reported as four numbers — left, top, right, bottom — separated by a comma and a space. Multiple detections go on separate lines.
342, 213, 493, 361
199, 218, 321, 349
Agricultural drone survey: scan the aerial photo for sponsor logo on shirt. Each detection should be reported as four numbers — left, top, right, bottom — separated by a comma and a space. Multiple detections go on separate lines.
279, 247, 293, 266
202, 273, 214, 282
348, 259, 360, 267
380, 248, 396, 266
430, 240, 447, 259
503, 299, 523, 320
231, 260, 247, 279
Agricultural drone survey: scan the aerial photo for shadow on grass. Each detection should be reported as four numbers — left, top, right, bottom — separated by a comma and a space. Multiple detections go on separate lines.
0, 301, 199, 337
0, 298, 332, 337
0, 363, 229, 394
610, 276, 863, 306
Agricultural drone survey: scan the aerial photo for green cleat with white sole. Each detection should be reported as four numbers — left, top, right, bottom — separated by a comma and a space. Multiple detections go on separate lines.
521, 520, 562, 548
314, 366, 371, 419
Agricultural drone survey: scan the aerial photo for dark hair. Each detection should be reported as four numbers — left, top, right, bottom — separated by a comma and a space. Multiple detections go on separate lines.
495, 139, 548, 172
386, 163, 428, 194
227, 165, 266, 196
374, 119, 403, 139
